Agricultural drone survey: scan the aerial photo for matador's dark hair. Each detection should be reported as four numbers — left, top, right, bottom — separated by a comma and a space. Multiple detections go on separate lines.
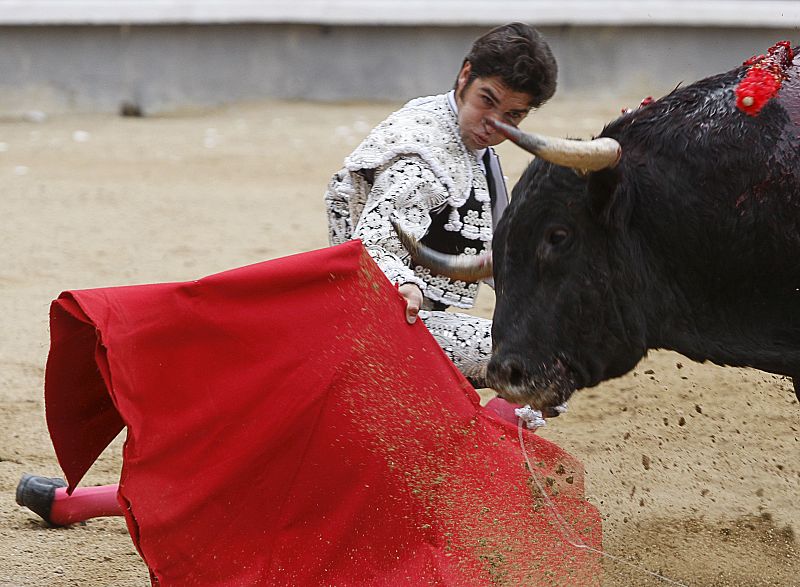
459, 22, 557, 108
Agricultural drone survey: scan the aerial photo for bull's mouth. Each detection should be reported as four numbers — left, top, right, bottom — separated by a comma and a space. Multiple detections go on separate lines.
486, 354, 578, 411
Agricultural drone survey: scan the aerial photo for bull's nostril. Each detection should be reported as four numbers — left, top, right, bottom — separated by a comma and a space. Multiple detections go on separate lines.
505, 360, 524, 388
489, 356, 526, 388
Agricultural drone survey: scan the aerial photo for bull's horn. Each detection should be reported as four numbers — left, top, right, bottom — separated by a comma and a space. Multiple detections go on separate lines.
390, 217, 493, 281
489, 119, 621, 171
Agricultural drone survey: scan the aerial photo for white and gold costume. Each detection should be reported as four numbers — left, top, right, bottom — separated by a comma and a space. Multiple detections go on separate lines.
324, 92, 509, 384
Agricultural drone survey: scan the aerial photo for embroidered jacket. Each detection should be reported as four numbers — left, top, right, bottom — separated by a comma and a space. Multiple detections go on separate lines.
324, 93, 508, 309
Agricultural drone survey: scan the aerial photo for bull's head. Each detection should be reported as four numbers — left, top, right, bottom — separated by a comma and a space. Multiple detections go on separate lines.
394, 121, 647, 411
488, 155, 650, 411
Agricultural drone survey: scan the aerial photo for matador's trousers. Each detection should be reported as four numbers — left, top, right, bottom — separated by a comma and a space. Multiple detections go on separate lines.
419, 309, 491, 388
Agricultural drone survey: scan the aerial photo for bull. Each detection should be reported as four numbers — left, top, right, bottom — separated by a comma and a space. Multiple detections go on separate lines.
394, 42, 800, 411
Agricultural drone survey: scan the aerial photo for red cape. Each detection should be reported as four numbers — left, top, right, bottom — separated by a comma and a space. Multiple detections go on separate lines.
45, 241, 602, 586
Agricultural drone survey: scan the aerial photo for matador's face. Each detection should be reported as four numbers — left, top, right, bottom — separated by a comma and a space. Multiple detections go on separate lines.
454, 62, 533, 151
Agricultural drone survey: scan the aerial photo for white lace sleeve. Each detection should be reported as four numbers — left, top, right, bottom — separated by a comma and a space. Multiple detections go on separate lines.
324, 169, 354, 247
352, 157, 447, 290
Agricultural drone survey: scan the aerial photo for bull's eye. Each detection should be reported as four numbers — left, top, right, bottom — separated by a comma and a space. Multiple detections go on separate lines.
545, 226, 570, 247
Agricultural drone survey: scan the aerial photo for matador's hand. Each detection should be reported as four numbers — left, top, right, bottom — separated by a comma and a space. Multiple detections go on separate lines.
398, 283, 423, 325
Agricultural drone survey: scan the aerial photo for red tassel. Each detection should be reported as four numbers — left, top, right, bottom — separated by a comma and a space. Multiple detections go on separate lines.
736, 68, 782, 116
735, 41, 794, 116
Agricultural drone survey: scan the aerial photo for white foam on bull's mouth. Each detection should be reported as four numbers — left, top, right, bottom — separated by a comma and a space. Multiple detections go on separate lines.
514, 405, 547, 429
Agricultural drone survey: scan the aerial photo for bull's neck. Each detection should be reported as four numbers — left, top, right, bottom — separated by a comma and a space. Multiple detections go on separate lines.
641, 252, 800, 378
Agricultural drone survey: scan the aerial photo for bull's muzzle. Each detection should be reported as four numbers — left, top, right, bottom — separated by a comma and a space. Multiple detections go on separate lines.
486, 352, 575, 410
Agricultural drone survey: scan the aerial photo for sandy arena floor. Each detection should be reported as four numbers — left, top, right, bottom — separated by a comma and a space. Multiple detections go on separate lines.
0, 95, 798, 586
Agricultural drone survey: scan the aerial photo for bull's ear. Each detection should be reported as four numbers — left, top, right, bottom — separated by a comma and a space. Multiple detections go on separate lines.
586, 167, 626, 228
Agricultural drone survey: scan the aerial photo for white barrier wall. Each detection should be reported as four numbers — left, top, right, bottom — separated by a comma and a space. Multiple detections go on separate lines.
1, 0, 798, 26
0, 1, 797, 113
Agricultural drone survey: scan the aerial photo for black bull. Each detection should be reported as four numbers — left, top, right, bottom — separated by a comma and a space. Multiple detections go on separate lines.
399, 47, 800, 411
490, 50, 800, 410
